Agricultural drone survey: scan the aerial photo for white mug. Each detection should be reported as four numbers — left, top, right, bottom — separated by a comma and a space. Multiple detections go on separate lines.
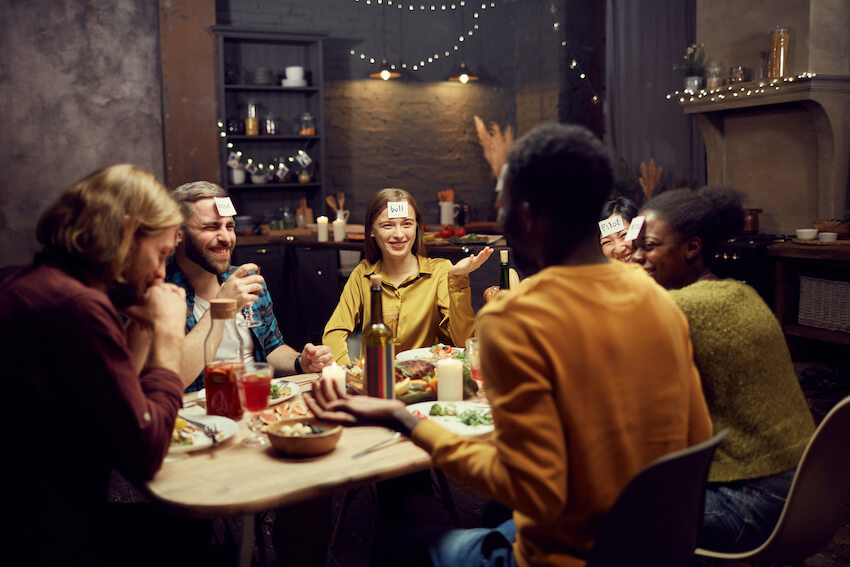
285, 65, 304, 80
439, 202, 459, 226
336, 209, 350, 222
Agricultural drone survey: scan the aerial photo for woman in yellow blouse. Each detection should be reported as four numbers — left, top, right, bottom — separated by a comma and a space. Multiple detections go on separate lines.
323, 188, 493, 366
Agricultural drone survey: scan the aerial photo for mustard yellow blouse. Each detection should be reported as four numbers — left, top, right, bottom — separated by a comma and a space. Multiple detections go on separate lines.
322, 256, 475, 366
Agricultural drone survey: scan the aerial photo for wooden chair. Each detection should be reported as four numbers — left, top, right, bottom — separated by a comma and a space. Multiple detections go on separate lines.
586, 430, 727, 567
696, 395, 850, 564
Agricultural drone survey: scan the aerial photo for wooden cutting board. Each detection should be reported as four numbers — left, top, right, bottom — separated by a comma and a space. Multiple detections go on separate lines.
296, 197, 314, 224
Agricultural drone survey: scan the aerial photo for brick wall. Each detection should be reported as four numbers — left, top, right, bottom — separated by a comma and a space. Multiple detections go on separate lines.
217, 0, 567, 226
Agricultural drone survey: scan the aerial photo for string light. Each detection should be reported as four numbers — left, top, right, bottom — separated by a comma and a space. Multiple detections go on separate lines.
349, 1, 496, 73
550, 2, 601, 105
217, 121, 314, 182
666, 73, 816, 106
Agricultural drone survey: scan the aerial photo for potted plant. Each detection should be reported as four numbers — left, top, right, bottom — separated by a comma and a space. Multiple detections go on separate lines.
674, 43, 707, 92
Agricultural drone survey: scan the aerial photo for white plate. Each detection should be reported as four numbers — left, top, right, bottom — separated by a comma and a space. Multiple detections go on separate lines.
191, 378, 299, 406
406, 401, 494, 436
269, 379, 300, 406
169, 414, 239, 454
396, 346, 465, 362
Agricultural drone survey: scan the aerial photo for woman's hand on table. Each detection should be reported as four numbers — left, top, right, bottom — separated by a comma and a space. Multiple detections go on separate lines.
449, 246, 494, 276
304, 376, 421, 436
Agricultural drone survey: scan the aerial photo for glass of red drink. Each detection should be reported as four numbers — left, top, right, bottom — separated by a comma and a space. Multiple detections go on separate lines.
236, 361, 274, 447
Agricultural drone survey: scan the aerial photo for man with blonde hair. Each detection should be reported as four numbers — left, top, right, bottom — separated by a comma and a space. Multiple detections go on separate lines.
1, 164, 188, 565
168, 180, 331, 391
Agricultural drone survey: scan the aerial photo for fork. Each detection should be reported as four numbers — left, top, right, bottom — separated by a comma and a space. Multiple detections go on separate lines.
181, 416, 219, 445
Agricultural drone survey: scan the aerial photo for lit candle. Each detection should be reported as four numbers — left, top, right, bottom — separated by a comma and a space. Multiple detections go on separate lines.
322, 362, 346, 391
436, 358, 463, 401
332, 218, 345, 242
317, 215, 329, 242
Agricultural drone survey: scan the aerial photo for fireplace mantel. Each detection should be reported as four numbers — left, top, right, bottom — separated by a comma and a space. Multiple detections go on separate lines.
676, 75, 850, 233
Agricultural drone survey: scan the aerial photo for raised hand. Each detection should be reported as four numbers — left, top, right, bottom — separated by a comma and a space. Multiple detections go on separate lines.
217, 263, 265, 310
449, 246, 494, 276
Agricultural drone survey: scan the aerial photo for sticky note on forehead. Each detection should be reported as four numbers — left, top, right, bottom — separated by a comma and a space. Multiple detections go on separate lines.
598, 215, 625, 237
624, 215, 645, 241
214, 197, 237, 217
387, 201, 409, 218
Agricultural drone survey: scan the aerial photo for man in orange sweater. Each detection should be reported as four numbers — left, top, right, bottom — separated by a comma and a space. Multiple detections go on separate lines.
307, 123, 712, 566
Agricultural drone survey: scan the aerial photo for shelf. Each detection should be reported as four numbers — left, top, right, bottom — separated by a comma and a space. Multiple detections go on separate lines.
782, 324, 850, 346
229, 182, 321, 190
225, 84, 320, 93
226, 135, 319, 142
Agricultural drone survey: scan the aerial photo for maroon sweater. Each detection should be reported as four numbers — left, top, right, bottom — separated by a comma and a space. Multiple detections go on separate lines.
1, 262, 183, 565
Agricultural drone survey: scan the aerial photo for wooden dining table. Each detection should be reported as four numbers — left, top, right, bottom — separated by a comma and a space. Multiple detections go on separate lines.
144, 374, 434, 566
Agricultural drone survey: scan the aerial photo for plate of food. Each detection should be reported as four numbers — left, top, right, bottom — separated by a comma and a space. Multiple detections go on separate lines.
396, 344, 465, 361
169, 414, 239, 453
269, 379, 300, 406
407, 401, 494, 436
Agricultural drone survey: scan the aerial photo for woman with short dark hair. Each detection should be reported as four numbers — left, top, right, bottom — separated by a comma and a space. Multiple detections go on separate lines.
599, 196, 640, 262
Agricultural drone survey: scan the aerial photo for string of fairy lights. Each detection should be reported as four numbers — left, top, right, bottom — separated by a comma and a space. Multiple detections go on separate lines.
347, 0, 601, 105
667, 72, 817, 105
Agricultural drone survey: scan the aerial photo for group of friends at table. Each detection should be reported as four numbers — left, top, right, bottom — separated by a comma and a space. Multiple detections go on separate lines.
3, 123, 815, 567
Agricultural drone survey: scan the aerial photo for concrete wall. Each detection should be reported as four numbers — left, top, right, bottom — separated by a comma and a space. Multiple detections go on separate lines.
0, 0, 164, 266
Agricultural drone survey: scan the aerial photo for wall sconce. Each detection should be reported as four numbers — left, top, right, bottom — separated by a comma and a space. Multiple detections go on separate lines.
369, 57, 401, 80
449, 61, 478, 84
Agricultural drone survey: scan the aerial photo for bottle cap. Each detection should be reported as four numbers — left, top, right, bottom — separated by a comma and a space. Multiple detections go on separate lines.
500, 249, 509, 263
369, 274, 382, 288
209, 298, 238, 319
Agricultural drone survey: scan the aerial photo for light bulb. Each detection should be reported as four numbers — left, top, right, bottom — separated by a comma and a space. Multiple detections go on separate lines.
459, 73, 469, 84
380, 69, 391, 81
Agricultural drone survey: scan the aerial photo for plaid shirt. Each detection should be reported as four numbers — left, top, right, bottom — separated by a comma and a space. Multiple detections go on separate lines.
166, 262, 284, 392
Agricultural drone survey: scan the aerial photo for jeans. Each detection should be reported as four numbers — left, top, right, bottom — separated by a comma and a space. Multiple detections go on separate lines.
700, 468, 796, 552
374, 519, 518, 567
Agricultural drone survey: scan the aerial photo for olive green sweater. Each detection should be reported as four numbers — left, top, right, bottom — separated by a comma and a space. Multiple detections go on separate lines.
670, 279, 815, 482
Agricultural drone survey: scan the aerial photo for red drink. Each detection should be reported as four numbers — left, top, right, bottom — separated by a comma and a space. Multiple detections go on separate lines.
469, 367, 483, 382
238, 375, 271, 412
205, 361, 244, 420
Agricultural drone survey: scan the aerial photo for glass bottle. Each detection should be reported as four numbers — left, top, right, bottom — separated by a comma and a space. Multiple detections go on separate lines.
245, 103, 259, 136
496, 249, 512, 299
768, 26, 790, 78
363, 275, 394, 399
298, 112, 316, 136
205, 298, 245, 420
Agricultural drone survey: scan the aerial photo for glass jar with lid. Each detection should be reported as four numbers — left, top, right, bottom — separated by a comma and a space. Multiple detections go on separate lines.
705, 62, 724, 89
298, 112, 316, 136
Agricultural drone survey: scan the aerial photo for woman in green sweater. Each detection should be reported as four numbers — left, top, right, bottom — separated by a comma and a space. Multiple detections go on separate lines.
632, 186, 815, 552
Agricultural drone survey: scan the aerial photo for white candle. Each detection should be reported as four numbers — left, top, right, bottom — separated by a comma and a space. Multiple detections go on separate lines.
317, 216, 329, 242
436, 358, 463, 401
322, 362, 346, 390
332, 218, 346, 242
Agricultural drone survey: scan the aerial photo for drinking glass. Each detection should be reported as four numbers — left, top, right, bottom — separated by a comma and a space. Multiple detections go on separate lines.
239, 265, 262, 328
465, 337, 484, 396
236, 361, 274, 447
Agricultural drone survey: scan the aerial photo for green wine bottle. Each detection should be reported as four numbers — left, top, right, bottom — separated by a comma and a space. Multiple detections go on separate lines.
363, 274, 395, 398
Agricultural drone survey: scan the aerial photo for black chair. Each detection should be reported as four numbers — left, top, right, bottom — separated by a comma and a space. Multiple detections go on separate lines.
586, 430, 727, 567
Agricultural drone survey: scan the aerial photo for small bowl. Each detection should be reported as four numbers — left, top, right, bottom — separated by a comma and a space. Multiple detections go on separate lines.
250, 174, 268, 185
795, 228, 818, 240
266, 417, 342, 456
818, 231, 838, 242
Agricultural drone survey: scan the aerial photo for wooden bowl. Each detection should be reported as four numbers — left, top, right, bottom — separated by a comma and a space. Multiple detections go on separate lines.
265, 417, 342, 456
812, 221, 850, 237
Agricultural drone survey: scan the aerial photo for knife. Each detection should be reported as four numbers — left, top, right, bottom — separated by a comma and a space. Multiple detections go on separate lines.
352, 432, 402, 459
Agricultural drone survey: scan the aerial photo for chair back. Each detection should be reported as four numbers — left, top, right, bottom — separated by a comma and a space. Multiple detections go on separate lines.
737, 395, 850, 563
586, 430, 727, 567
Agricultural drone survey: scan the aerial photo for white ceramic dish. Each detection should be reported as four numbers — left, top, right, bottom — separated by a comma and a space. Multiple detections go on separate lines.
818, 231, 838, 242
795, 228, 818, 240
406, 401, 494, 436
169, 414, 238, 453
396, 347, 465, 361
